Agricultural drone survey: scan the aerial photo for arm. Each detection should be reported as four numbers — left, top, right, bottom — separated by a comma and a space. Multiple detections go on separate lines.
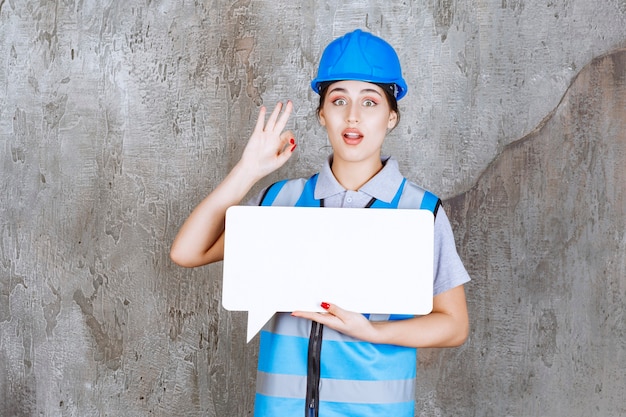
170, 101, 296, 268
292, 284, 469, 348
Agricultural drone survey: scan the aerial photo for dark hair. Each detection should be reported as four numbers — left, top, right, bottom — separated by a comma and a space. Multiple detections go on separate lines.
316, 81, 401, 129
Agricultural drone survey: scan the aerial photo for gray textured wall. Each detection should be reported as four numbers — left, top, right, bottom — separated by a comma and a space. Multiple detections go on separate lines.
1, 0, 625, 416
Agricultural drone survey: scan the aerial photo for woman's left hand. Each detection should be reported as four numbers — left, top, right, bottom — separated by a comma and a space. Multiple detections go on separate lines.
291, 302, 379, 343
290, 285, 469, 348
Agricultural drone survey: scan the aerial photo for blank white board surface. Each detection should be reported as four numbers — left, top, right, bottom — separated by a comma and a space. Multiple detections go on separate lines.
222, 205, 434, 342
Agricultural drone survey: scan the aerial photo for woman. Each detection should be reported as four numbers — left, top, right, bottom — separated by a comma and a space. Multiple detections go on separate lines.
171, 29, 470, 417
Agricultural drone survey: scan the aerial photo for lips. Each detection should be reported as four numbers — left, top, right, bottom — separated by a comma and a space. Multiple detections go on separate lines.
342, 128, 363, 145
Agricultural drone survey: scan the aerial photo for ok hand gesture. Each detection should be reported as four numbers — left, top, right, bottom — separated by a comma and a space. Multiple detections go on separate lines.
240, 101, 296, 181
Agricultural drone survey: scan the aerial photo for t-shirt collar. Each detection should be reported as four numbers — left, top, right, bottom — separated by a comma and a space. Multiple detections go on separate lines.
313, 155, 405, 203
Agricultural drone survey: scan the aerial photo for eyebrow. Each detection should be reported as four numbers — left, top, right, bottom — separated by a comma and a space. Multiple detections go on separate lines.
328, 87, 383, 97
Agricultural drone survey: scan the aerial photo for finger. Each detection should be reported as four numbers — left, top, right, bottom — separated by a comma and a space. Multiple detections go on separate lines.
264, 102, 284, 131
321, 301, 343, 317
292, 302, 339, 320
253, 106, 267, 133
273, 100, 293, 132
274, 140, 296, 167
291, 311, 320, 320
291, 311, 334, 326
279, 130, 295, 151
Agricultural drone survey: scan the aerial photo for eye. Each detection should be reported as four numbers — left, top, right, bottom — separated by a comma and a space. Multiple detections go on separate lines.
332, 98, 347, 106
363, 99, 377, 107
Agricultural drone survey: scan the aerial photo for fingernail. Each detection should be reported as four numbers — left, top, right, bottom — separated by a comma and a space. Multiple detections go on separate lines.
321, 302, 330, 310
290, 138, 295, 145
290, 144, 297, 152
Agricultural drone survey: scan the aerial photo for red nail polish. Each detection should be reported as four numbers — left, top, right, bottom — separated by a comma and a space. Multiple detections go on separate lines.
290, 138, 295, 145
290, 144, 297, 152
321, 302, 330, 310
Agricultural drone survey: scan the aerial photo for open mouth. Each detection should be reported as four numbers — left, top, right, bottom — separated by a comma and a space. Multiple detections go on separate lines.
343, 129, 363, 144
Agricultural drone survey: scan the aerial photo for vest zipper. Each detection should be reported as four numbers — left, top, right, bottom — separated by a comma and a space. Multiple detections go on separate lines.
305, 196, 375, 416
305, 321, 324, 417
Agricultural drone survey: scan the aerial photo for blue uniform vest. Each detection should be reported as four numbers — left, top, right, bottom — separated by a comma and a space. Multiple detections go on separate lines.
254, 174, 440, 417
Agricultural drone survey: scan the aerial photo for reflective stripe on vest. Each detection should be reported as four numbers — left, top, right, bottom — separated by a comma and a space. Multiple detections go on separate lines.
254, 174, 439, 417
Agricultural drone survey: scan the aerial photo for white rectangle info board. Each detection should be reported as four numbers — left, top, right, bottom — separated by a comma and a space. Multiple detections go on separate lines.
223, 206, 434, 342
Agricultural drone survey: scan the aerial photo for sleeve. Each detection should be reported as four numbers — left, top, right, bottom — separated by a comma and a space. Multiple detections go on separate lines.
432, 206, 471, 295
245, 188, 267, 207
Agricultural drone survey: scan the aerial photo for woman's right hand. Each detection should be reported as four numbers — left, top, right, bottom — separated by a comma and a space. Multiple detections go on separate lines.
238, 101, 296, 181
170, 101, 296, 267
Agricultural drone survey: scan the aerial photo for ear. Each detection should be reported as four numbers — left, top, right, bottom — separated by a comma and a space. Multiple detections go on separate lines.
318, 108, 327, 127
387, 111, 398, 130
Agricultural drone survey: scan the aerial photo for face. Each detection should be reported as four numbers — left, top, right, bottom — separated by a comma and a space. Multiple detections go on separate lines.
318, 80, 398, 168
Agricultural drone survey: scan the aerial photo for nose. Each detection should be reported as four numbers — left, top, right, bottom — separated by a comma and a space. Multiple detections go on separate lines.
346, 103, 360, 124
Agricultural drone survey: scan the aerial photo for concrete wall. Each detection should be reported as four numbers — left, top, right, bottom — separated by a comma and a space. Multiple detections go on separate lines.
1, 0, 624, 415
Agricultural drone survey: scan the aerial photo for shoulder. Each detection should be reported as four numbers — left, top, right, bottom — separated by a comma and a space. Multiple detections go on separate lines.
259, 177, 310, 206
398, 179, 441, 215
401, 179, 437, 197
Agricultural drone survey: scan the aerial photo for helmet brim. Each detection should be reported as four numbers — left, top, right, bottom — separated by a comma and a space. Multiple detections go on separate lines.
310, 76, 407, 100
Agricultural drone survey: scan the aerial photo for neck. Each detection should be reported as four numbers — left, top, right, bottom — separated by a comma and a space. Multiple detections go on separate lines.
331, 157, 384, 191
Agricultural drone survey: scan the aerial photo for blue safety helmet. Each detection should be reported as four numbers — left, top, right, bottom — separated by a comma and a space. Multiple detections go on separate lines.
311, 29, 408, 100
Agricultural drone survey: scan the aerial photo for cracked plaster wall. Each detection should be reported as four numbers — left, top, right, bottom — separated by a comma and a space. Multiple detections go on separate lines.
1, 0, 625, 415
